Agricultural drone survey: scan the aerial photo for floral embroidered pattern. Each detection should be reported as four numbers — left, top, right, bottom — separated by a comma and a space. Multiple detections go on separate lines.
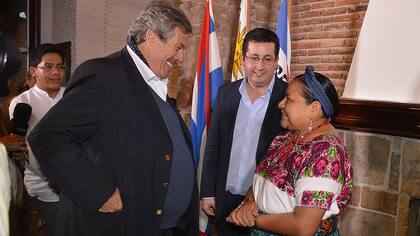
301, 190, 335, 209
255, 131, 353, 214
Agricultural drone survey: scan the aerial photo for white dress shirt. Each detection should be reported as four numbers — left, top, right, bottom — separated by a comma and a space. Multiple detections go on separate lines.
225, 76, 275, 195
9, 85, 65, 202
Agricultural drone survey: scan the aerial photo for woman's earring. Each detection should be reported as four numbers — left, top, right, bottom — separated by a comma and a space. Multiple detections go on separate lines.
308, 119, 313, 132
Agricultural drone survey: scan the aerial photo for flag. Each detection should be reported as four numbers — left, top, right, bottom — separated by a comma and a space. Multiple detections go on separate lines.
231, 0, 250, 82
189, 0, 224, 234
275, 0, 291, 82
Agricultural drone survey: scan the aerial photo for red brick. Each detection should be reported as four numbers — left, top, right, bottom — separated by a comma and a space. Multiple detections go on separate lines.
323, 22, 348, 31
322, 71, 342, 79
334, 13, 361, 22
322, 7, 347, 16
291, 57, 300, 64
330, 48, 354, 55
299, 56, 321, 64
311, 64, 330, 71
348, 20, 364, 29
291, 33, 307, 40
291, 25, 323, 33
308, 48, 330, 56
355, 4, 369, 12
293, 4, 311, 12
300, 17, 323, 25
321, 55, 344, 63
299, 0, 321, 3
311, 1, 335, 10
293, 41, 321, 49
300, 10, 322, 19
291, 20, 304, 27
320, 39, 345, 48
330, 31, 357, 38
290, 64, 307, 72
344, 55, 354, 63
329, 64, 351, 70
344, 38, 358, 47
336, 0, 362, 6
319, 16, 335, 24
292, 49, 308, 56
308, 31, 331, 39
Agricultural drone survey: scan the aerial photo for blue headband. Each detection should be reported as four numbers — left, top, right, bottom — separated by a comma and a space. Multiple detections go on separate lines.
304, 66, 334, 117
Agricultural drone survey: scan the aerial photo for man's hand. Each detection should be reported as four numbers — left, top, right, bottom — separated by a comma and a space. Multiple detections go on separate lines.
99, 188, 123, 213
0, 134, 26, 152
201, 198, 216, 216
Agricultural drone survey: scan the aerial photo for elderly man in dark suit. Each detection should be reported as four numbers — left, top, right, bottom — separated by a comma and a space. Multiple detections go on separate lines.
27, 2, 198, 236
200, 28, 288, 236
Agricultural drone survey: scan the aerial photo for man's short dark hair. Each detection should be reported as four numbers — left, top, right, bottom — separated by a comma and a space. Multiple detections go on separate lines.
29, 44, 65, 67
242, 28, 280, 59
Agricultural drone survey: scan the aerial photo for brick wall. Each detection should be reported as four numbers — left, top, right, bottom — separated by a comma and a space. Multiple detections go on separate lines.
174, 0, 369, 118
290, 0, 368, 95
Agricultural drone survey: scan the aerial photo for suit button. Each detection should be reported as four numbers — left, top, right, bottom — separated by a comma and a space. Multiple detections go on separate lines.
164, 154, 171, 161
156, 209, 163, 215
163, 182, 169, 188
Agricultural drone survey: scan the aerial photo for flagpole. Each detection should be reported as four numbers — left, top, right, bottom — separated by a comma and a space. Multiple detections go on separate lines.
246, 0, 251, 33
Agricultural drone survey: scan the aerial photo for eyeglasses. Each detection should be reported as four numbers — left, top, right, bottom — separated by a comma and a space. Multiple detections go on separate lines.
245, 55, 276, 65
37, 63, 67, 72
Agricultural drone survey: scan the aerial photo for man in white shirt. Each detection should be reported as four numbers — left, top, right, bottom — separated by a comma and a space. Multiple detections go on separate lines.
9, 44, 66, 236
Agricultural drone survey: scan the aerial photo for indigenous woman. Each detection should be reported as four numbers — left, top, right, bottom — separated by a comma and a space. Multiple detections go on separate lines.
227, 66, 353, 236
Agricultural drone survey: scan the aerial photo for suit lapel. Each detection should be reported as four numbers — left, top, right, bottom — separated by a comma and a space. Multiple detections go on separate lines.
225, 82, 241, 154
120, 48, 170, 137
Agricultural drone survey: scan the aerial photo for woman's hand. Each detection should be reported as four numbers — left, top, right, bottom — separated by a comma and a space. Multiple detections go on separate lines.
226, 198, 259, 227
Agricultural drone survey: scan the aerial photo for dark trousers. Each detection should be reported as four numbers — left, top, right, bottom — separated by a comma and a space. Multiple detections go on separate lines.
216, 191, 250, 236
27, 196, 58, 236
159, 227, 187, 236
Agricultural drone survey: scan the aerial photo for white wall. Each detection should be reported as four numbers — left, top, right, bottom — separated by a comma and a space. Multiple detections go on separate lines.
343, 0, 420, 104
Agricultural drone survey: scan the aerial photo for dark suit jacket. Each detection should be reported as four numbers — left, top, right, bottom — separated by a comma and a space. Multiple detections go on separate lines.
200, 77, 287, 219
27, 48, 198, 236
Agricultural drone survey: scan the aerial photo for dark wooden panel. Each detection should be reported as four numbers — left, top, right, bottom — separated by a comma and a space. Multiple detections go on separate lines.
332, 99, 420, 139
28, 0, 40, 50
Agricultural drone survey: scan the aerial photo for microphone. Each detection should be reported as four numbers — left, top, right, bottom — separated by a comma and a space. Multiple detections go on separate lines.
10, 103, 32, 136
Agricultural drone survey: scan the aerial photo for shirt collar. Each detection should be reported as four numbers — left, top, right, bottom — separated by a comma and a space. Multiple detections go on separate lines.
127, 45, 166, 82
33, 84, 65, 99
126, 45, 168, 101
239, 74, 276, 103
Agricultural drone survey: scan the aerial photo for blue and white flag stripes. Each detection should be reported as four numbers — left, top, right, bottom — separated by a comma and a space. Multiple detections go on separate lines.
189, 0, 223, 234
275, 0, 291, 82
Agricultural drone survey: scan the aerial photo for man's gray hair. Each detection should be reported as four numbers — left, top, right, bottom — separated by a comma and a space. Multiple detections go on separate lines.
127, 1, 192, 44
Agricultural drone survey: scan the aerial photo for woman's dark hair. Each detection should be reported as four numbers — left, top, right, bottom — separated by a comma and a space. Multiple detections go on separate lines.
295, 71, 340, 118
